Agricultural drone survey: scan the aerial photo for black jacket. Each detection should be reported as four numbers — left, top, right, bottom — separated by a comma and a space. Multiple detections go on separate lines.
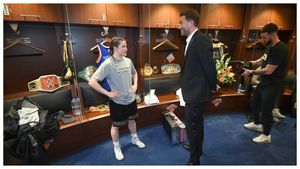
180, 30, 217, 104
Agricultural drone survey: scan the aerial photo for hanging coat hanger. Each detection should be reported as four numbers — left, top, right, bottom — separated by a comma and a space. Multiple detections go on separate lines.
246, 39, 265, 49
90, 37, 111, 51
152, 39, 179, 51
211, 29, 220, 42
90, 37, 111, 52
153, 29, 179, 51
4, 39, 46, 54
101, 37, 110, 44
90, 26, 110, 52
90, 44, 98, 52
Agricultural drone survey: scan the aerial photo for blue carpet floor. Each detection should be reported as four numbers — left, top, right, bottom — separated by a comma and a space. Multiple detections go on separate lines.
52, 113, 296, 165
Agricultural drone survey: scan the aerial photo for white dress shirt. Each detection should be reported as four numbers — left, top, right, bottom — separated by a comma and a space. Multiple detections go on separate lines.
184, 28, 198, 56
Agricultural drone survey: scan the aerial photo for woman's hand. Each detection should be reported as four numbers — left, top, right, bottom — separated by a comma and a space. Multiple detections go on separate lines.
106, 91, 121, 98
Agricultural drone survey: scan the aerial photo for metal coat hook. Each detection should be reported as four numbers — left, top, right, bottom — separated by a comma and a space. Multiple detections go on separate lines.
101, 26, 109, 37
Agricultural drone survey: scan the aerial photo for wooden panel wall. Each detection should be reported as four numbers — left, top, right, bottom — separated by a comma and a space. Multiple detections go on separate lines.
3, 4, 297, 96
4, 22, 66, 95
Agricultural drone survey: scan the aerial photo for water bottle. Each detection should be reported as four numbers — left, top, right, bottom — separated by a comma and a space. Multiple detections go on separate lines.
71, 97, 81, 115
237, 83, 242, 93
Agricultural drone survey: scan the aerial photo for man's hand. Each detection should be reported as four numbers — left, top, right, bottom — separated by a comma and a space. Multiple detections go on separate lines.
212, 98, 222, 107
107, 91, 121, 98
241, 68, 253, 77
211, 85, 220, 93
129, 84, 137, 93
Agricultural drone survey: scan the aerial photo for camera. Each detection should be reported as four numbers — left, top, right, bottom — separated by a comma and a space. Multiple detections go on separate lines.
237, 61, 252, 74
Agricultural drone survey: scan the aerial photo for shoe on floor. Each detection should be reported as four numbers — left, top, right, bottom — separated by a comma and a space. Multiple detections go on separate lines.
183, 143, 190, 151
253, 134, 271, 143
114, 145, 124, 161
244, 122, 263, 133
273, 117, 280, 123
186, 161, 200, 165
132, 139, 146, 149
273, 108, 286, 119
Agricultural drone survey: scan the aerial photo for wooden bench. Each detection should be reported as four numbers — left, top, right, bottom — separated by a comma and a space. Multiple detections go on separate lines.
4, 86, 292, 163
45, 88, 253, 159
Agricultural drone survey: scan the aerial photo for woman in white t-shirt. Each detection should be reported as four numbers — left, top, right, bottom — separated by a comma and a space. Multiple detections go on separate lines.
89, 37, 145, 161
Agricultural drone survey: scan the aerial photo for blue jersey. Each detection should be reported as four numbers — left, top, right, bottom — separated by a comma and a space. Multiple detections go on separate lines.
96, 42, 111, 91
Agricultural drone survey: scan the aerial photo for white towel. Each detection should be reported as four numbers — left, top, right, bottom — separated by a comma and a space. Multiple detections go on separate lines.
144, 94, 160, 105
18, 107, 39, 127
176, 88, 185, 107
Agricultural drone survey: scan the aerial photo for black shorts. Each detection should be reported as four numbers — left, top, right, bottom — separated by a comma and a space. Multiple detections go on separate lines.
109, 100, 138, 127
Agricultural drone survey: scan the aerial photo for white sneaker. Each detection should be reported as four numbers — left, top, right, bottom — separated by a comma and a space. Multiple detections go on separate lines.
244, 122, 263, 133
253, 134, 271, 143
132, 139, 146, 149
114, 146, 124, 161
273, 117, 280, 123
273, 108, 286, 119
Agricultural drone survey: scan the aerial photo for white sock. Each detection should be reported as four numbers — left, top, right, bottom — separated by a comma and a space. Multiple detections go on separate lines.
113, 141, 120, 148
131, 133, 139, 141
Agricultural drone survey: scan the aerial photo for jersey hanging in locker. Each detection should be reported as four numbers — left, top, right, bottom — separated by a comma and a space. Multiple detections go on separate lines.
96, 42, 111, 91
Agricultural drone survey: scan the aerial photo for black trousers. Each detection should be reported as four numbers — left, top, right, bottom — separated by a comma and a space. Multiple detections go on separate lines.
250, 83, 278, 135
185, 102, 206, 164
274, 82, 285, 108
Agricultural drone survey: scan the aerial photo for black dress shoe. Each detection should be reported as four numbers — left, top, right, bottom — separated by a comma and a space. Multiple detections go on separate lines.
186, 161, 200, 165
183, 143, 190, 151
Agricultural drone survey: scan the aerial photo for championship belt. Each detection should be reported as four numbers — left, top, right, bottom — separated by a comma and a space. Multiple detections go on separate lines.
161, 63, 181, 74
28, 74, 70, 92
89, 104, 109, 112
77, 65, 97, 82
143, 63, 153, 76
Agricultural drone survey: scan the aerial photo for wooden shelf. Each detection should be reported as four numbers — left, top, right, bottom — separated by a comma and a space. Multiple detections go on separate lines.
143, 73, 180, 79
80, 89, 247, 121
84, 108, 110, 121
212, 88, 246, 97
82, 93, 180, 119
138, 93, 179, 109
59, 112, 88, 130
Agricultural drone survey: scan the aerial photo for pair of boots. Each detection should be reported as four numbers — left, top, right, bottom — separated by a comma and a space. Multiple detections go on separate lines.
113, 133, 145, 161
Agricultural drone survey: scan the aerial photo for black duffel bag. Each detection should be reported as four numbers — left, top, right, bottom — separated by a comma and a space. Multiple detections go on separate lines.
4, 96, 60, 162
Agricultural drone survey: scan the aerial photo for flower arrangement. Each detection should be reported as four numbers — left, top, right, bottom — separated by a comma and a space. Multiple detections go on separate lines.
215, 53, 236, 86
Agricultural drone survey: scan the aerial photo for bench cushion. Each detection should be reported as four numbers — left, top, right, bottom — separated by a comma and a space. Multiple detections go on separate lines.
4, 88, 72, 113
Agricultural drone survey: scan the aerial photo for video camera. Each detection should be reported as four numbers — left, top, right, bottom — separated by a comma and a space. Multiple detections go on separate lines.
231, 61, 252, 75
229, 60, 254, 94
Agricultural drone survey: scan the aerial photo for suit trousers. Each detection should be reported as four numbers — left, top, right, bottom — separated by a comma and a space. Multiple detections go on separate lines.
185, 102, 206, 164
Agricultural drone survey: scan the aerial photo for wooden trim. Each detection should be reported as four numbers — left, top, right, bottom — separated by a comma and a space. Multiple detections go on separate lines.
233, 4, 252, 60
4, 84, 74, 100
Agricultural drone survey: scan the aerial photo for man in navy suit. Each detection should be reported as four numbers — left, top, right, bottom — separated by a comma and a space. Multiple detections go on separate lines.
179, 9, 217, 165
